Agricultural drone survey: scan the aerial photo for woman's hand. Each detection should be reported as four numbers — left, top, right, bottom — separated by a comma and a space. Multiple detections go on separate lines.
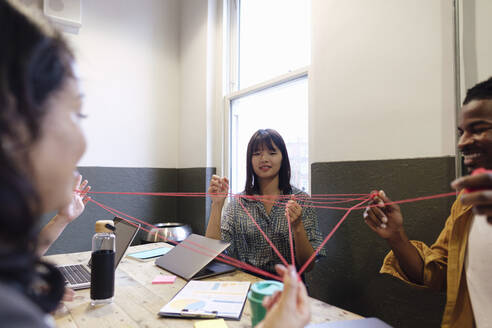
208, 175, 229, 204
62, 287, 75, 302
37, 175, 91, 255
54, 288, 75, 313
285, 196, 302, 227
57, 174, 91, 223
257, 265, 311, 328
363, 190, 404, 241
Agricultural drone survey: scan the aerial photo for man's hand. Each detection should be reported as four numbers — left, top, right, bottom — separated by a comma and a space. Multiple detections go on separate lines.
363, 190, 405, 241
452, 170, 492, 223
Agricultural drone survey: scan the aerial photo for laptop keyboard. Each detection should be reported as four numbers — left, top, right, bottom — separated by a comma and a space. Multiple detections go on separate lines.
59, 264, 91, 285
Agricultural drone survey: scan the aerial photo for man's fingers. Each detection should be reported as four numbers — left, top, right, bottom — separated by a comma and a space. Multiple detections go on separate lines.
371, 206, 388, 225
366, 208, 386, 229
452, 172, 492, 191
460, 190, 492, 206
375, 190, 400, 213
364, 216, 380, 233
472, 205, 492, 216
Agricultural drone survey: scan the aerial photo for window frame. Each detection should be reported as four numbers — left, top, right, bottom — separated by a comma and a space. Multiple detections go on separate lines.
222, 0, 310, 193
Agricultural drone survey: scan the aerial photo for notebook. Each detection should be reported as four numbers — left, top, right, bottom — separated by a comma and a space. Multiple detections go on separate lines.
57, 217, 140, 290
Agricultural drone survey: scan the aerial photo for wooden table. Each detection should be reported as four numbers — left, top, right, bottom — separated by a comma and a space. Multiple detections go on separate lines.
47, 243, 362, 327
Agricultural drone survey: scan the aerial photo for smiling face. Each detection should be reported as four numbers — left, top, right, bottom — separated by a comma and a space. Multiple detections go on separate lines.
458, 99, 492, 173
251, 141, 283, 181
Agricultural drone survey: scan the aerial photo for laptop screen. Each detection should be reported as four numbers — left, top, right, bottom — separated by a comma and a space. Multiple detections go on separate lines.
88, 217, 140, 269
113, 217, 140, 267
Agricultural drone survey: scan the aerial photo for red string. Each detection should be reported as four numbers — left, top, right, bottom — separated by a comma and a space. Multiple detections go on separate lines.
81, 189, 459, 281
84, 190, 457, 212
297, 197, 372, 276
89, 198, 280, 279
238, 198, 289, 267
351, 191, 458, 210
285, 208, 295, 267
88, 198, 282, 280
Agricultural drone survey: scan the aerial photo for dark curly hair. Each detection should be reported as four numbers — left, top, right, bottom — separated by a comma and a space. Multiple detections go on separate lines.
245, 129, 292, 195
0, 0, 74, 312
463, 76, 492, 105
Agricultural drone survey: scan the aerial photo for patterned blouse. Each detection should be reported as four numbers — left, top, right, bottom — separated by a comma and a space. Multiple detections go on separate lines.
221, 186, 326, 275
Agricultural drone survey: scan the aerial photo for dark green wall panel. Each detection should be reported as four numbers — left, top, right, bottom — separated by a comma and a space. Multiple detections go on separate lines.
41, 167, 214, 255
307, 157, 455, 328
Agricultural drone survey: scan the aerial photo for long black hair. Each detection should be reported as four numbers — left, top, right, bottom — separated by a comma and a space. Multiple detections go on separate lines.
0, 0, 74, 312
245, 129, 292, 195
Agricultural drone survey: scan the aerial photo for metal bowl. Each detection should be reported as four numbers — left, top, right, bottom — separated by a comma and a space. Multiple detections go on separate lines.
143, 222, 192, 243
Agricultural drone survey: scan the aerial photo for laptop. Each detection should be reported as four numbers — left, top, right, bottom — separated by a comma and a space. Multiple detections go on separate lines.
58, 217, 140, 290
155, 233, 236, 280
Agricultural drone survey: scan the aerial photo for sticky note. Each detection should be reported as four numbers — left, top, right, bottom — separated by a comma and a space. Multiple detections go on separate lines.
194, 319, 228, 328
152, 275, 176, 284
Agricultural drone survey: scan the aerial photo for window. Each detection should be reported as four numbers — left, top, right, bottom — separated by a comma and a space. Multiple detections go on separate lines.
225, 0, 310, 194
238, 0, 310, 89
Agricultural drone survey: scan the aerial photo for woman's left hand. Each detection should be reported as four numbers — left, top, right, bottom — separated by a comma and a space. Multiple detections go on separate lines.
285, 196, 303, 226
57, 174, 91, 222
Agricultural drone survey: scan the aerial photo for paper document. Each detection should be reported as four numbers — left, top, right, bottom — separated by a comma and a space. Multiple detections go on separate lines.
159, 280, 250, 320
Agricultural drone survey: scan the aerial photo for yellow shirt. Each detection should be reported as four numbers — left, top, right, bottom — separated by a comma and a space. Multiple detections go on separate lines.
380, 193, 475, 328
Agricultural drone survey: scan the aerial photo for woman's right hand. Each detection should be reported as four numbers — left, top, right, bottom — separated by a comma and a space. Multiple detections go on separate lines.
257, 265, 311, 328
363, 190, 404, 241
208, 175, 229, 204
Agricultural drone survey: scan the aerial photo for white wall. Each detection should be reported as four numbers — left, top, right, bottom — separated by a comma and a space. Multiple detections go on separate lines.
309, 0, 456, 164
462, 0, 492, 92
33, 0, 460, 170
59, 0, 217, 169
69, 0, 180, 168
177, 0, 220, 169
177, 0, 208, 168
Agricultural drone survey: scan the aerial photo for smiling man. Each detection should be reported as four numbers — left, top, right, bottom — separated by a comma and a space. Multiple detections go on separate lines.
364, 77, 492, 328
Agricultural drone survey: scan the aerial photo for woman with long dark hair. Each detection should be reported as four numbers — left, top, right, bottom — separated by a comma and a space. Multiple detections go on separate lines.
206, 129, 324, 275
0, 1, 87, 325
